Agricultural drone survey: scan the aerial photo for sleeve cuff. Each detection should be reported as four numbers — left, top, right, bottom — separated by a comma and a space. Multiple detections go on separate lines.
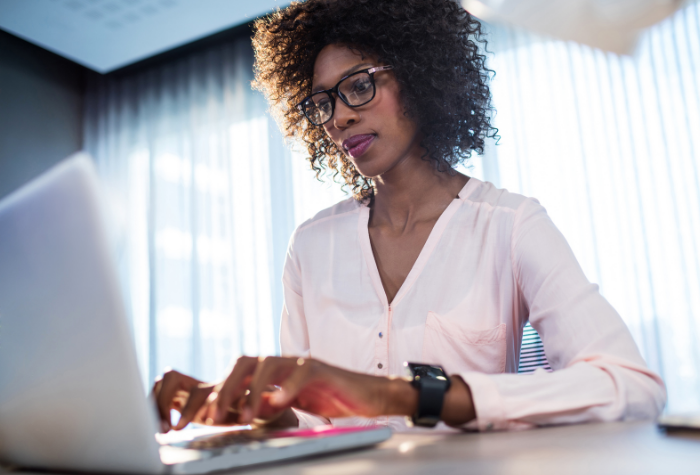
458, 372, 533, 432
292, 408, 331, 429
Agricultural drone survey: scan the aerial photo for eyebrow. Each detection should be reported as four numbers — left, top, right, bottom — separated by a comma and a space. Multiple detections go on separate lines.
312, 62, 375, 93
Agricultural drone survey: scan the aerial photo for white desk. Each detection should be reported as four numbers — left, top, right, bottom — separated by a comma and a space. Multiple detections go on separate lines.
237, 421, 700, 475
5, 421, 699, 475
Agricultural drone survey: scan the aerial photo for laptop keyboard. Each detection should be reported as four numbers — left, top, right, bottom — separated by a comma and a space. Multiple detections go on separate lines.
179, 430, 266, 450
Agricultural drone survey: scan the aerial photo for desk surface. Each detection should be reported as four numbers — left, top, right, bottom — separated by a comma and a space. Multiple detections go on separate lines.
238, 421, 700, 475
6, 421, 699, 475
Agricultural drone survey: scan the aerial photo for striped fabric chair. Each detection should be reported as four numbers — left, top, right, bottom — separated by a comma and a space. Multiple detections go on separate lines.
518, 322, 552, 373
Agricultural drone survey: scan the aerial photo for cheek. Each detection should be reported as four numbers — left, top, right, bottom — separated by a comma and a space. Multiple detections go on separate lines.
375, 88, 410, 132
376, 101, 416, 142
322, 123, 341, 143
321, 125, 349, 158
322, 124, 334, 138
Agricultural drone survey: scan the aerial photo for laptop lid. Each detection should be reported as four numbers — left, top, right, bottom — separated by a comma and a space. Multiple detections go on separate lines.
0, 154, 164, 474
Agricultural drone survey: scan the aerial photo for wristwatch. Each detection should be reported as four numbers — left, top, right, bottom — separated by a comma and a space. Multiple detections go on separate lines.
404, 362, 451, 427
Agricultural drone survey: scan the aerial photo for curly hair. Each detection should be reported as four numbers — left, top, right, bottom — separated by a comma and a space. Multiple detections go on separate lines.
252, 0, 496, 200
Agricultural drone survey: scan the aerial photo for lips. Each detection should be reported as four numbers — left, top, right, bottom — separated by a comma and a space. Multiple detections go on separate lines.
342, 134, 375, 158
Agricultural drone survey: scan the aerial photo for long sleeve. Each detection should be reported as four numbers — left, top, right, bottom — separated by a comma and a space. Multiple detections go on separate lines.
279, 230, 331, 428
461, 0, 682, 53
459, 199, 667, 431
280, 230, 310, 359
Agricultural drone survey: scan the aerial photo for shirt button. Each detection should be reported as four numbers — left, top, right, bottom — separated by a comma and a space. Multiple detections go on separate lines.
378, 332, 383, 338
377, 363, 383, 369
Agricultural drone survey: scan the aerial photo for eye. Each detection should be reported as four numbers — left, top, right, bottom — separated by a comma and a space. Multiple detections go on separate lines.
316, 98, 332, 112
312, 94, 331, 107
351, 76, 372, 93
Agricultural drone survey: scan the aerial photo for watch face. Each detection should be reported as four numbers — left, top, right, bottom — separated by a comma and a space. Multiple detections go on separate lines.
407, 363, 448, 381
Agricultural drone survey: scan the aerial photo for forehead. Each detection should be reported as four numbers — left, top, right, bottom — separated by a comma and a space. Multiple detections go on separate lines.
312, 44, 373, 91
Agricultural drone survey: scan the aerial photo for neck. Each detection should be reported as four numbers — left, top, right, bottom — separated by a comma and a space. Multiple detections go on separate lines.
370, 154, 469, 231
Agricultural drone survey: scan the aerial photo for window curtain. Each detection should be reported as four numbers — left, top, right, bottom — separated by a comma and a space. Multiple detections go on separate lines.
84, 3, 699, 415
482, 0, 700, 412
83, 35, 348, 389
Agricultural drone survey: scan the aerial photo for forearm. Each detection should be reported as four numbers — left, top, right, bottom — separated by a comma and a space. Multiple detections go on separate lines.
459, 361, 665, 431
385, 375, 476, 427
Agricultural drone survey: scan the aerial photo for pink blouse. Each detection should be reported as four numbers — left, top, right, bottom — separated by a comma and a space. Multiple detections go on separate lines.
280, 178, 666, 432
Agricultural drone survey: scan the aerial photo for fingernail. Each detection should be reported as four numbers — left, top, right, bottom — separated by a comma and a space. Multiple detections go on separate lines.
270, 390, 284, 406
205, 417, 214, 426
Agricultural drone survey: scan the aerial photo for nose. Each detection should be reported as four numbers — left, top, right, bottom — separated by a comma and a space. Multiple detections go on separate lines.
331, 97, 361, 130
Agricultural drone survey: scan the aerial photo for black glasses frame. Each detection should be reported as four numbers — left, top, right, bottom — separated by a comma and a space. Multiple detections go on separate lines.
297, 65, 394, 126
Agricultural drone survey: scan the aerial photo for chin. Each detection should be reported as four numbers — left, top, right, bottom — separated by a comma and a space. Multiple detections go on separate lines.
352, 164, 384, 181
349, 155, 391, 180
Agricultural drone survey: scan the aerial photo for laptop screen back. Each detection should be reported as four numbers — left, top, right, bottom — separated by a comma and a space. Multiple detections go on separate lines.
0, 154, 163, 474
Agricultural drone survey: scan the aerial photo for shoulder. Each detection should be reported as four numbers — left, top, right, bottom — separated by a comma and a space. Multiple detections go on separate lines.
288, 196, 363, 251
459, 177, 543, 220
296, 196, 362, 233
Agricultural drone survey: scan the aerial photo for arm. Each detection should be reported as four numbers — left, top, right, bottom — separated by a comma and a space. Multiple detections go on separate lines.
458, 199, 666, 431
204, 355, 476, 427
278, 231, 331, 428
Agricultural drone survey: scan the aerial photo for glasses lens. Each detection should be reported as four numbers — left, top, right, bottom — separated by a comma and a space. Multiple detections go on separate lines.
338, 72, 374, 106
303, 92, 333, 125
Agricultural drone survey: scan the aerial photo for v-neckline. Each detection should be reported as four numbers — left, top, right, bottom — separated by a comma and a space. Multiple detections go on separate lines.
357, 179, 474, 308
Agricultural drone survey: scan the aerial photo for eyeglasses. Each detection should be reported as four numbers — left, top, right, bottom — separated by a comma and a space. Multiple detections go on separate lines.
297, 66, 394, 126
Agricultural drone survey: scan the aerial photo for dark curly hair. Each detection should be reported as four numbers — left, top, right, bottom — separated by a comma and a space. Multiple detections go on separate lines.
252, 0, 496, 200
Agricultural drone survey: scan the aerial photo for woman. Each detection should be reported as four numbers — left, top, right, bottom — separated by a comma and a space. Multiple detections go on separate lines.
154, 0, 665, 433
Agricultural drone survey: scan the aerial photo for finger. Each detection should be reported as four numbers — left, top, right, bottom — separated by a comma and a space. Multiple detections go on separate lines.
171, 389, 190, 412
198, 393, 246, 426
201, 378, 249, 425
244, 357, 297, 423
212, 356, 259, 424
175, 384, 215, 430
155, 373, 180, 429
156, 370, 202, 431
269, 357, 314, 408
206, 393, 247, 426
257, 392, 286, 420
151, 377, 163, 399
193, 395, 215, 425
151, 377, 166, 432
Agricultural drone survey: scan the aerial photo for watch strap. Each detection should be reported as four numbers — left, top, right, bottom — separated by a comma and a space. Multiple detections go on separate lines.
412, 376, 449, 427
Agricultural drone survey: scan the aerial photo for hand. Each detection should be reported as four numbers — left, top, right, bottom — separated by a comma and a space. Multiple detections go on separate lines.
151, 368, 297, 432
205, 356, 412, 425
152, 369, 245, 432
151, 369, 214, 432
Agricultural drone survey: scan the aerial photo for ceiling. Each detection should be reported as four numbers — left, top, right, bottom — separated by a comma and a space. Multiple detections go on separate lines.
0, 0, 291, 73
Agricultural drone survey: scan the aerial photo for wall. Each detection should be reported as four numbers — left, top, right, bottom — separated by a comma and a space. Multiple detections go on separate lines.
0, 29, 85, 200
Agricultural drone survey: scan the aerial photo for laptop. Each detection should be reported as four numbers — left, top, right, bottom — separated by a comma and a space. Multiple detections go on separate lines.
0, 154, 391, 474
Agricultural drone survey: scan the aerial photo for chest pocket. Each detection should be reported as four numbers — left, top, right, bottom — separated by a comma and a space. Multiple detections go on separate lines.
421, 311, 507, 375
